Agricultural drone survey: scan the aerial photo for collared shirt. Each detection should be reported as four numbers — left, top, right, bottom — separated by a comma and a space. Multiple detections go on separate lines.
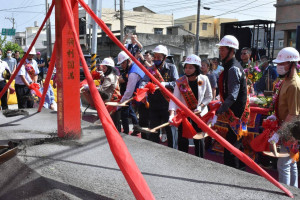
0, 59, 11, 81
15, 59, 39, 85
3, 57, 17, 72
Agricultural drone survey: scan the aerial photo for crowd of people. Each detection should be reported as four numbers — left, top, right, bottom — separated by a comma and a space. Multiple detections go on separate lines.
0, 45, 55, 111
1, 33, 300, 188
82, 34, 300, 188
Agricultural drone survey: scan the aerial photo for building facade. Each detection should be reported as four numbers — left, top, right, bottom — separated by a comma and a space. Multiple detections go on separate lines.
174, 15, 238, 38
274, 0, 300, 47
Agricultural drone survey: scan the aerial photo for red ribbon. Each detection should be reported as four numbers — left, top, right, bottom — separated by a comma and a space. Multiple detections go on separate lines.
29, 83, 42, 97
170, 109, 197, 139
64, 1, 154, 199
91, 70, 100, 80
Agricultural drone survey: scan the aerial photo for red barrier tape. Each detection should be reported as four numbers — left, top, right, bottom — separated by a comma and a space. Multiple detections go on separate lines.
63, 1, 155, 199
38, 42, 57, 112
0, 2, 54, 101
77, 0, 293, 197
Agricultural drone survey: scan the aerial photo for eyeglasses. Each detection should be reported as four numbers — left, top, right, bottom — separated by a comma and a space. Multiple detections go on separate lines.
241, 53, 248, 55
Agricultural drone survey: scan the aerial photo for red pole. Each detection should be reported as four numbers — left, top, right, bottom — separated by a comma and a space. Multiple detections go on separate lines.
55, 0, 81, 138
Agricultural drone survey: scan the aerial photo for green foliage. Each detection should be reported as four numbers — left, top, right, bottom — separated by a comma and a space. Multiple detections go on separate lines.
2, 41, 24, 58
0, 35, 7, 50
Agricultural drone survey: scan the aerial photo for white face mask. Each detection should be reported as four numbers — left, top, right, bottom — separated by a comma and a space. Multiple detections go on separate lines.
7, 53, 11, 57
276, 64, 288, 75
0, 55, 2, 59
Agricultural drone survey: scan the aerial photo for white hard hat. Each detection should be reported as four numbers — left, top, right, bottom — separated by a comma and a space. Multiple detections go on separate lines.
216, 35, 239, 49
153, 45, 168, 56
183, 54, 201, 67
24, 45, 36, 55
101, 57, 115, 67
273, 47, 300, 63
117, 51, 130, 65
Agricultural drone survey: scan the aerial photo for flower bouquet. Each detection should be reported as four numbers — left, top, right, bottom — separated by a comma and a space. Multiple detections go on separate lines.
244, 62, 262, 85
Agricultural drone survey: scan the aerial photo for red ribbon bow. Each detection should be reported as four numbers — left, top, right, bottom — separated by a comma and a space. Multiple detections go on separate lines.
170, 109, 197, 139
91, 70, 101, 80
133, 82, 157, 102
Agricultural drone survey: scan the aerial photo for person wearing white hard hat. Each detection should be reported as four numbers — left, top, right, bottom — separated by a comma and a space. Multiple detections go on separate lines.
117, 51, 145, 134
15, 45, 39, 109
146, 44, 179, 147
214, 35, 249, 170
169, 54, 212, 157
270, 47, 300, 187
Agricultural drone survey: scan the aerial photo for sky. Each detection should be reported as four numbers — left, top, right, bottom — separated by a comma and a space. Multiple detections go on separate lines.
0, 0, 277, 33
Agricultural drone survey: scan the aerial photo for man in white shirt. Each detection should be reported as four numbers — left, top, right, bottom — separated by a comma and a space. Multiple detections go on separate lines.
0, 49, 15, 110
15, 46, 39, 109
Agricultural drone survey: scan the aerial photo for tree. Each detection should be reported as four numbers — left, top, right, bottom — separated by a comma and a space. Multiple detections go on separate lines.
0, 35, 7, 50
2, 41, 24, 58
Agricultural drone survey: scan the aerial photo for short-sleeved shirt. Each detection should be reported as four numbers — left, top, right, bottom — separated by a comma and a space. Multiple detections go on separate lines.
0, 60, 11, 81
278, 73, 300, 122
3, 57, 17, 72
212, 65, 224, 78
15, 59, 39, 85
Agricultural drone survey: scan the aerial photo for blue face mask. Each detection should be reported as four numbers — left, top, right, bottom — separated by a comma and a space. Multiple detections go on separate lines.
153, 60, 163, 67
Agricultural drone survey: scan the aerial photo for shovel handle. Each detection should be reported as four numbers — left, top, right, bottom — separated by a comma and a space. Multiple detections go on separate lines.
122, 97, 133, 105
150, 122, 170, 132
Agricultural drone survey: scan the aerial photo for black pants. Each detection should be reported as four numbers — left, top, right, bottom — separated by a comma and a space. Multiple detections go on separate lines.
178, 119, 205, 158
224, 126, 245, 170
111, 109, 121, 132
137, 103, 149, 139
121, 103, 138, 134
148, 108, 173, 147
0, 80, 8, 110
15, 84, 34, 109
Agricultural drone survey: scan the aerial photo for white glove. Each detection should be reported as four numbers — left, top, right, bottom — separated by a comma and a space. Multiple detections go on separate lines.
268, 132, 279, 144
169, 113, 175, 123
193, 107, 201, 114
160, 82, 166, 87
83, 84, 89, 90
209, 115, 218, 126
267, 114, 277, 121
99, 71, 104, 77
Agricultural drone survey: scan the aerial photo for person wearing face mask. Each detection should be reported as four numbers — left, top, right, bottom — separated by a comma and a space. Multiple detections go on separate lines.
214, 35, 249, 170
3, 49, 17, 74
169, 54, 212, 157
146, 45, 179, 147
14, 45, 39, 109
273, 47, 300, 125
117, 51, 145, 135
270, 47, 300, 187
0, 49, 15, 110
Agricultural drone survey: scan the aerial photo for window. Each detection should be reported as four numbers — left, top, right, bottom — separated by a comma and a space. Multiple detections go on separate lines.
79, 17, 86, 35
105, 23, 112, 30
278, 40, 284, 48
202, 23, 207, 30
189, 23, 192, 31
167, 28, 172, 35
124, 26, 136, 34
154, 28, 163, 35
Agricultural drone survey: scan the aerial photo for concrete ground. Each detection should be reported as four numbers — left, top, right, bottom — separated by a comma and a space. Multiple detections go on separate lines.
0, 106, 299, 200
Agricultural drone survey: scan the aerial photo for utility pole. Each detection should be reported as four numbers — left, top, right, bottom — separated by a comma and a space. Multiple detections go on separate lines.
5, 17, 15, 29
120, 0, 124, 42
91, 0, 102, 72
45, 0, 52, 57
195, 0, 201, 56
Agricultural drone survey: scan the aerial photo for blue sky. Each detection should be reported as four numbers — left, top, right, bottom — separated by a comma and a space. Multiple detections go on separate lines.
0, 0, 276, 33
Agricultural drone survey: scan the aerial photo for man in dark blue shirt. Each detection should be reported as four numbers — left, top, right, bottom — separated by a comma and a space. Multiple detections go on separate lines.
36, 52, 45, 83
254, 55, 278, 94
